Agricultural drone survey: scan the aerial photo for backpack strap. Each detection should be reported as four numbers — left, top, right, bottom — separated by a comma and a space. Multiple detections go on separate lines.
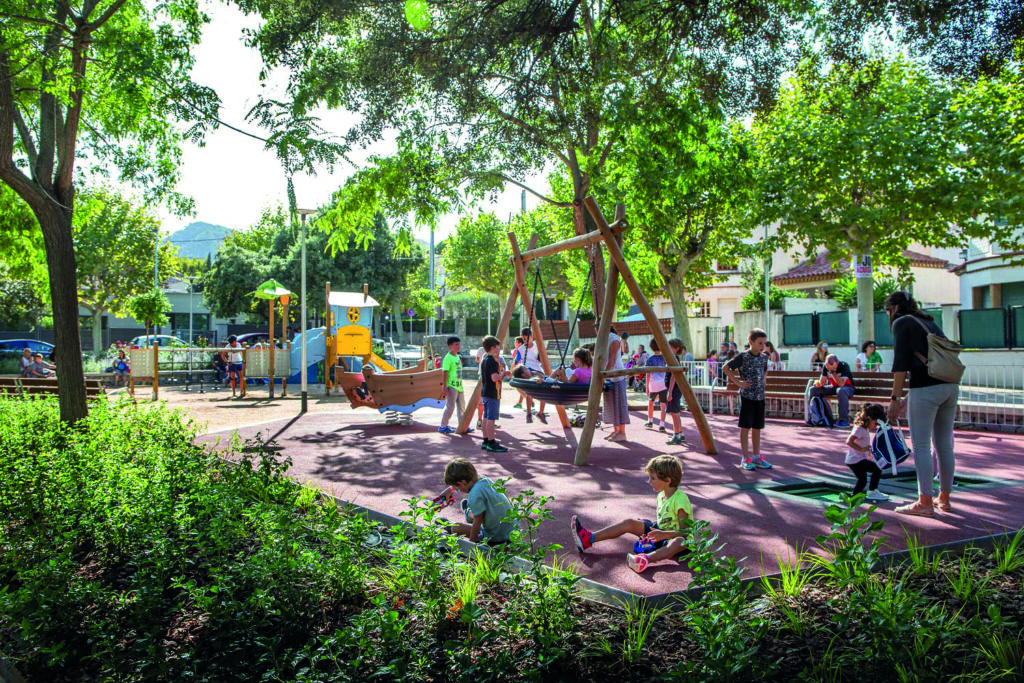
906, 315, 939, 366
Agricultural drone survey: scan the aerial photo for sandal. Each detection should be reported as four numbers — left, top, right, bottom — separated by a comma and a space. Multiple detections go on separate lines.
895, 502, 934, 517
936, 498, 953, 513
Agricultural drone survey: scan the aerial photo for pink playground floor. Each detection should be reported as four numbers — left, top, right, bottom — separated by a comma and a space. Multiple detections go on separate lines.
197, 400, 1024, 597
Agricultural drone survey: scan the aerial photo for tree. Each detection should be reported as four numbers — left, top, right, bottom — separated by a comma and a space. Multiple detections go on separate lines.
74, 190, 177, 355
601, 98, 755, 350
739, 262, 807, 312
750, 58, 972, 347
830, 274, 904, 312
127, 289, 172, 339
240, 0, 811, 314
0, 1, 217, 421
0, 266, 46, 328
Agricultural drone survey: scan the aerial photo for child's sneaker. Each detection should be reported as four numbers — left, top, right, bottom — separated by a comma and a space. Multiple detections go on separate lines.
659, 425, 667, 433
865, 489, 890, 502
476, 420, 482, 430
487, 441, 509, 453
741, 458, 756, 471
465, 426, 475, 433
753, 456, 773, 469
526, 413, 533, 423
627, 553, 651, 574
438, 426, 454, 434
461, 499, 473, 524
570, 515, 592, 552
513, 402, 522, 410
666, 433, 685, 445
644, 420, 654, 428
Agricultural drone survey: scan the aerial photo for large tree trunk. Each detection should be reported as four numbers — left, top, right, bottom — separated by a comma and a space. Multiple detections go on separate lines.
855, 252, 875, 348
572, 198, 606, 315
37, 204, 88, 423
665, 265, 695, 354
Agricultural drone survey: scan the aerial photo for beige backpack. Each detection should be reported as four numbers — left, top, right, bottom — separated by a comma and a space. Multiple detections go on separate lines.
909, 316, 965, 384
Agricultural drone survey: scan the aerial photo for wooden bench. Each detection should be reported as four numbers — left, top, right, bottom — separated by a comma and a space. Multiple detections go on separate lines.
0, 377, 106, 398
714, 370, 906, 417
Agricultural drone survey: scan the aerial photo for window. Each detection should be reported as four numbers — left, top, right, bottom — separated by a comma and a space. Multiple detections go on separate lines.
693, 301, 711, 317
715, 260, 739, 273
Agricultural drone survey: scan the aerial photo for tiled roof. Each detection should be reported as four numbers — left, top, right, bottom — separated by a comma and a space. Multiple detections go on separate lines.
773, 250, 950, 284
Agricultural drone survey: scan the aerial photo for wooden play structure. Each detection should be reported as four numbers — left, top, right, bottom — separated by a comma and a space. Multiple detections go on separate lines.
324, 283, 446, 419
457, 197, 718, 465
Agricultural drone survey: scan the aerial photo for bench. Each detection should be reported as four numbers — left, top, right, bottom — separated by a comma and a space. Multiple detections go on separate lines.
713, 370, 906, 418
0, 376, 107, 398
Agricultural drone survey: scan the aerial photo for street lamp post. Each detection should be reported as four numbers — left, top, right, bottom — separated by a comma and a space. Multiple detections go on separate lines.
296, 208, 316, 413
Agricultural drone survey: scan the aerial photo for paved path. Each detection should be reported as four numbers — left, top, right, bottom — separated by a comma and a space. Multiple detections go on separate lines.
193, 390, 1024, 597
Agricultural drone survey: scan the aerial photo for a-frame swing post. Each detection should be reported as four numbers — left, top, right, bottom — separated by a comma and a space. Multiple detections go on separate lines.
574, 220, 622, 466
508, 233, 571, 429
585, 196, 718, 455
456, 234, 538, 435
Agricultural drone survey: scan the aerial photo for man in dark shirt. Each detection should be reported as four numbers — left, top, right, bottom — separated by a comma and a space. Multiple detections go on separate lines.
808, 354, 856, 427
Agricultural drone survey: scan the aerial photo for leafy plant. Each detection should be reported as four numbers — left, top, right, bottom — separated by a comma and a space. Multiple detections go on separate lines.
762, 547, 819, 599
904, 530, 944, 575
968, 629, 1024, 681
619, 597, 666, 665
815, 494, 886, 589
830, 273, 905, 311
993, 528, 1024, 575
946, 553, 989, 603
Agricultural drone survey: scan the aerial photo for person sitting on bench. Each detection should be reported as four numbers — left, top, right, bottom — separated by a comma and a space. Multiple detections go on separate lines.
807, 354, 856, 427
26, 353, 55, 378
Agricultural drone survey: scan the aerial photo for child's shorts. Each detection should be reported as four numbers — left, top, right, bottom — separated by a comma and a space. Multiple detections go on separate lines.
482, 396, 500, 420
665, 386, 683, 414
228, 363, 243, 373
650, 389, 668, 403
738, 397, 766, 430
641, 520, 690, 562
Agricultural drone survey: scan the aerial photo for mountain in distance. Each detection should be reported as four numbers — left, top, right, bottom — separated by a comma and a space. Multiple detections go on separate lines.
168, 221, 233, 260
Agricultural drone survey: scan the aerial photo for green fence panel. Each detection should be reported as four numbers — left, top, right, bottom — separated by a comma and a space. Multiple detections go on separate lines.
924, 308, 943, 333
959, 308, 1007, 348
1013, 307, 1024, 348
873, 311, 893, 346
818, 311, 850, 345
783, 314, 815, 346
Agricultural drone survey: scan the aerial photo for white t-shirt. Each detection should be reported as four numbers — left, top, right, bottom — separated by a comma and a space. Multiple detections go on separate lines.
225, 342, 243, 364
855, 353, 869, 371
845, 425, 873, 465
607, 332, 626, 383
524, 341, 543, 372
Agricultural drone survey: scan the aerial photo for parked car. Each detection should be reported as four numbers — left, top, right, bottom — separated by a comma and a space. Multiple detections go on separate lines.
235, 332, 271, 347
0, 339, 56, 362
128, 334, 188, 348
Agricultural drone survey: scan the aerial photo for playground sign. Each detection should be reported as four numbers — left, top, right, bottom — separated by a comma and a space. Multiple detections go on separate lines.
854, 255, 873, 279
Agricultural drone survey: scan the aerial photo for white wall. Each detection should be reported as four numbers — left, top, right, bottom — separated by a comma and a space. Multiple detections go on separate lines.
782, 297, 843, 314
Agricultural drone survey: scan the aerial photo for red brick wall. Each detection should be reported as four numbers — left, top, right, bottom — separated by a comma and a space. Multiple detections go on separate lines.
527, 318, 673, 340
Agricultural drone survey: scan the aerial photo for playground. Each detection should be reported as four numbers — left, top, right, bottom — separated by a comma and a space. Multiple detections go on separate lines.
189, 385, 1024, 598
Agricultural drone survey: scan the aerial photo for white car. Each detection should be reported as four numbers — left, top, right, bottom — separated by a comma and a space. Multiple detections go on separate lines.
128, 335, 188, 348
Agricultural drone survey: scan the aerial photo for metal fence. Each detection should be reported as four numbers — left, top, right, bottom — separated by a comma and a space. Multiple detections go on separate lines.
782, 313, 815, 346
818, 311, 849, 345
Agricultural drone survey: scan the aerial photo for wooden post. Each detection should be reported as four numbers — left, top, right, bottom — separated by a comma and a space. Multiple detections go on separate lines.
574, 237, 620, 466
324, 282, 333, 395
456, 234, 538, 434
585, 196, 718, 455
509, 233, 570, 429
152, 343, 159, 402
240, 348, 247, 396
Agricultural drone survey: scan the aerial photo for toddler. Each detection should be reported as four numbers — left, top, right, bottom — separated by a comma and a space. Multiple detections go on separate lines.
845, 403, 890, 501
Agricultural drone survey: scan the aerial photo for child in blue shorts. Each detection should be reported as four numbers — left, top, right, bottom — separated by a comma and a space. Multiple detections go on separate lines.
479, 335, 510, 452
571, 455, 692, 573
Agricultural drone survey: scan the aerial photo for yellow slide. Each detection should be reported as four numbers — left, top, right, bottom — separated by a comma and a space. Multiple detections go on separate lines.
364, 352, 396, 372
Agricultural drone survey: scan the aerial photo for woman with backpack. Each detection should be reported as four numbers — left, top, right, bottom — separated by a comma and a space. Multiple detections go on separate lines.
885, 291, 961, 517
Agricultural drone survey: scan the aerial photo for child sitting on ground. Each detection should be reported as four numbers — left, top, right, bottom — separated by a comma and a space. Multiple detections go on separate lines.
845, 403, 890, 502
571, 454, 692, 574
444, 457, 514, 545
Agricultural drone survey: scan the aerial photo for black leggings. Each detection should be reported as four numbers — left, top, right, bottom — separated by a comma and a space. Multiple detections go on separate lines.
848, 460, 881, 494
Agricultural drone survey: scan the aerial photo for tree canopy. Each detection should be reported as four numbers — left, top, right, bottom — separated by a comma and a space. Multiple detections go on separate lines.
75, 190, 178, 354
0, 0, 217, 421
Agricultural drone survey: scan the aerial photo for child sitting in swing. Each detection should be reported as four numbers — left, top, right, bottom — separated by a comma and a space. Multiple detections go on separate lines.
552, 348, 592, 384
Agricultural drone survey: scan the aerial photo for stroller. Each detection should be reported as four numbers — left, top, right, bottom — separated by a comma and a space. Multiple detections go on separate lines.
625, 353, 647, 392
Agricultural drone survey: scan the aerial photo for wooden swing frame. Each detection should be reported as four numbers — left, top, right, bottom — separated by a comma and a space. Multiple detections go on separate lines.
457, 197, 718, 464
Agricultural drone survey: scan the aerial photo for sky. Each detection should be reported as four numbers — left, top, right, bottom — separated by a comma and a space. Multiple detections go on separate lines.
162, 1, 543, 242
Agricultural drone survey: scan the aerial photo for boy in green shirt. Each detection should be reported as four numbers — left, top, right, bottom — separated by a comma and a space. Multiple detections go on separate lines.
571, 455, 692, 573
439, 336, 472, 434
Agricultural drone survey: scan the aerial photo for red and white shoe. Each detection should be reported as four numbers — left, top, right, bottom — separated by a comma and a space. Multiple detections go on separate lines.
627, 552, 651, 573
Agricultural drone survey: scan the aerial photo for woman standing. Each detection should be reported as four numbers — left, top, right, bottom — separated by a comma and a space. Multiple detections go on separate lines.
885, 291, 959, 517
809, 341, 829, 371
601, 322, 630, 442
